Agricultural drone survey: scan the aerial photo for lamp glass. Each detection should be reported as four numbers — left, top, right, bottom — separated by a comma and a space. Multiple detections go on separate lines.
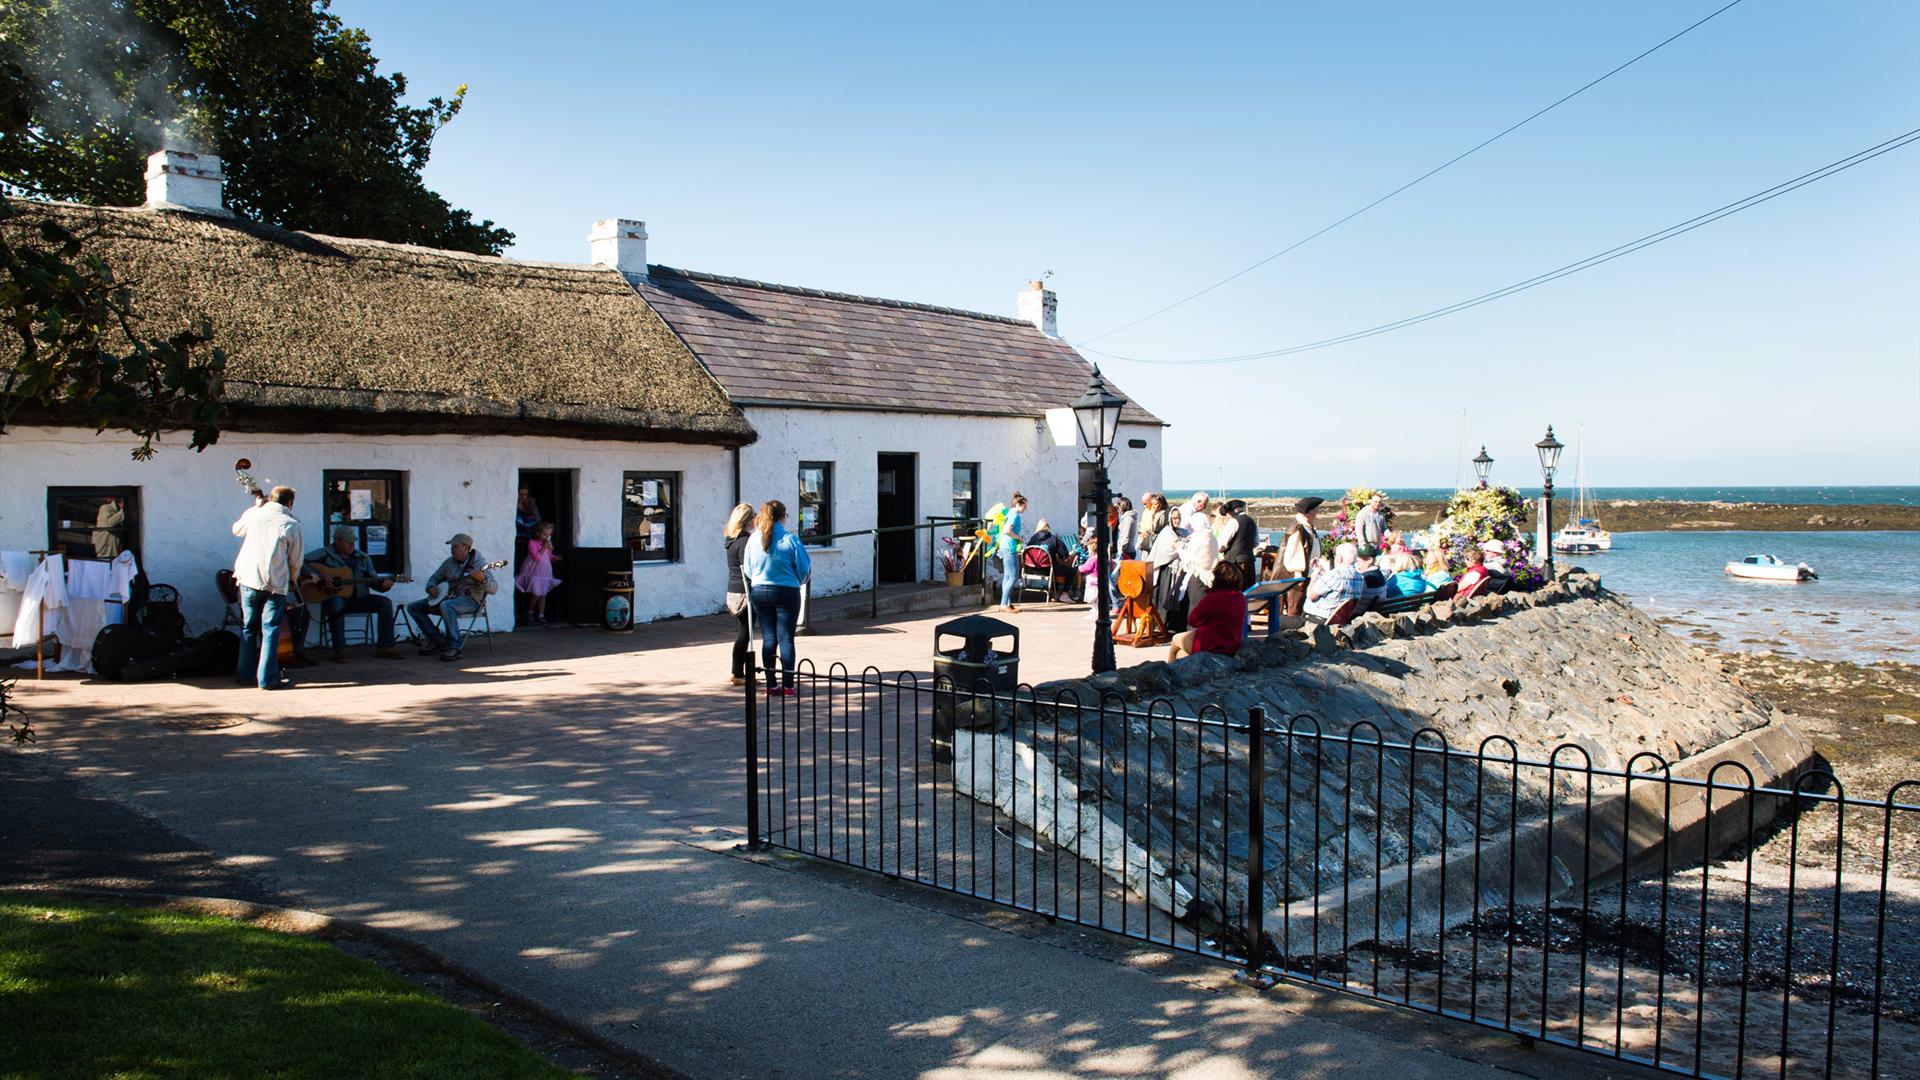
1472, 446, 1493, 483
1071, 368, 1125, 451
1535, 427, 1564, 480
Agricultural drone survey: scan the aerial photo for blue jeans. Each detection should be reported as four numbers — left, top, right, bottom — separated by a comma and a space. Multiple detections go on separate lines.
406, 595, 480, 650
322, 594, 396, 648
235, 586, 286, 688
749, 584, 802, 689
999, 548, 1019, 605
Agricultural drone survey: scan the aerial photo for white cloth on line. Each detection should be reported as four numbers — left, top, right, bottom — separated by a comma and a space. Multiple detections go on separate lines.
66, 558, 115, 600
0, 550, 34, 592
109, 550, 139, 598
47, 598, 109, 672
12, 554, 69, 646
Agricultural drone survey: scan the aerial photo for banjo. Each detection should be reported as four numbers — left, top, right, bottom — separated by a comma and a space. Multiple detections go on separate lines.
424, 559, 508, 610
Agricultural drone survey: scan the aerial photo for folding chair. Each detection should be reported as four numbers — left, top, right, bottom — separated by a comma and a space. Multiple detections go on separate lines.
1014, 546, 1053, 605
215, 570, 243, 630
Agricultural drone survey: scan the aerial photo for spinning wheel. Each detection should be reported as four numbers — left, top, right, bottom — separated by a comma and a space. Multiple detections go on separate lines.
1110, 559, 1167, 647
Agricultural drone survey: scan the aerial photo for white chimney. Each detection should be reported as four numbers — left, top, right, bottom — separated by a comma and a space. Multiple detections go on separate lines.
1018, 279, 1058, 338
143, 149, 229, 216
590, 219, 649, 277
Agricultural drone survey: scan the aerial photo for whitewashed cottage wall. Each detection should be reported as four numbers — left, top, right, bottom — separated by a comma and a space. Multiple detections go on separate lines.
0, 426, 733, 633
738, 407, 1164, 596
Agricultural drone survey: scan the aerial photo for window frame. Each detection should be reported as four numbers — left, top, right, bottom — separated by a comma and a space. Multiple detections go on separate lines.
322, 469, 407, 576
950, 461, 980, 534
45, 486, 141, 564
622, 471, 682, 564
797, 461, 834, 546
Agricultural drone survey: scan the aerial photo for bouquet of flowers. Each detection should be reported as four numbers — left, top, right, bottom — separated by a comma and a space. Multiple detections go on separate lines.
939, 536, 974, 574
1430, 485, 1547, 589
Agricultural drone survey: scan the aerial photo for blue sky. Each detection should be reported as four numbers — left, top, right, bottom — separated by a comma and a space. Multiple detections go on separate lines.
332, 0, 1919, 487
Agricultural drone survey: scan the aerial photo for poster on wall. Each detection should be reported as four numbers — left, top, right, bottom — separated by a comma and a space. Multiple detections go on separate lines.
642, 480, 660, 506
365, 525, 388, 556
348, 488, 374, 521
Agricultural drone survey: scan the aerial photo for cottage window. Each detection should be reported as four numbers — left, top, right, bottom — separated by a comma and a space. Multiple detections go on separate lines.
797, 462, 833, 545
623, 472, 680, 563
46, 488, 140, 563
323, 471, 406, 576
950, 462, 979, 533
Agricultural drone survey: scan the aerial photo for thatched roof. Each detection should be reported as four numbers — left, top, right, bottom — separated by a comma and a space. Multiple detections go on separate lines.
635, 267, 1162, 425
3, 203, 754, 445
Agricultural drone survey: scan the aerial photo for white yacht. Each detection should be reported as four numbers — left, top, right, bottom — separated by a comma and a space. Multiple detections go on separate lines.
1552, 428, 1612, 553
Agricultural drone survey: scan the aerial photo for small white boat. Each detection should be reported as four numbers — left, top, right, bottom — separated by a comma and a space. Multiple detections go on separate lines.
1725, 554, 1817, 582
1553, 520, 1612, 554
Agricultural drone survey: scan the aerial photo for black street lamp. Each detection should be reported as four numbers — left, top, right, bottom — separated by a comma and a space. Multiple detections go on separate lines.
1071, 366, 1125, 674
1472, 445, 1494, 488
1536, 426, 1564, 578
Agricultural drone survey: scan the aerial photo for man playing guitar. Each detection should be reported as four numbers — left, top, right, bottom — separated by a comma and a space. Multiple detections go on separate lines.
303, 526, 405, 661
406, 533, 501, 662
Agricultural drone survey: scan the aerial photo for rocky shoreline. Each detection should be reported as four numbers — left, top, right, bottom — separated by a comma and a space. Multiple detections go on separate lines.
1237, 498, 1920, 534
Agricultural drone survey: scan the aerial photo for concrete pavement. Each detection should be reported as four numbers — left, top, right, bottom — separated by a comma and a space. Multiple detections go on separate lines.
6, 605, 1652, 1078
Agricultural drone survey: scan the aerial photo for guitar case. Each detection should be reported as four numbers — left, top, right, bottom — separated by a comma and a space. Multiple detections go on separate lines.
93, 627, 241, 682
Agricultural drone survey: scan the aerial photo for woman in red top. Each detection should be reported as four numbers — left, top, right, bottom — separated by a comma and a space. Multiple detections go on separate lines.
1454, 546, 1491, 598
1168, 560, 1247, 661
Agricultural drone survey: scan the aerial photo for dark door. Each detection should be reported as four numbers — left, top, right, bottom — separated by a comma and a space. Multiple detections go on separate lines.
1077, 462, 1099, 530
876, 453, 918, 583
516, 469, 576, 621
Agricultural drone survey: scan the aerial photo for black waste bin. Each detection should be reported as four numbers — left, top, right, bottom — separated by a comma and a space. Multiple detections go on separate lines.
931, 613, 1019, 763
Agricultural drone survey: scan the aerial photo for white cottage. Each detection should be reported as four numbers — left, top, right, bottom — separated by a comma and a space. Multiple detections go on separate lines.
0, 153, 753, 636
2, 153, 1166, 648
607, 220, 1164, 597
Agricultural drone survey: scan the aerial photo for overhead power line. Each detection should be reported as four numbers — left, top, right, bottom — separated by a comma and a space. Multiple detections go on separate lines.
1077, 128, 1920, 367
1079, 0, 1750, 345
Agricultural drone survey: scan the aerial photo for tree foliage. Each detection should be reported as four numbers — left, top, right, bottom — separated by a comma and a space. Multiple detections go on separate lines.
0, 57, 227, 459
0, 0, 511, 255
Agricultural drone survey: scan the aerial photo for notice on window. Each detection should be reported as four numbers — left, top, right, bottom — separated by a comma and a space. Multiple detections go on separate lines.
641, 480, 660, 506
799, 506, 819, 534
348, 488, 374, 521
647, 529, 666, 551
364, 525, 388, 556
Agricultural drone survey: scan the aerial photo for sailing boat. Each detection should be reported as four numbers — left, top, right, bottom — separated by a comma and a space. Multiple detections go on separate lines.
1552, 426, 1613, 553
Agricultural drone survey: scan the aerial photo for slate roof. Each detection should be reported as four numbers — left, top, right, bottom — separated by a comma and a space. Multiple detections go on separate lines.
3, 202, 754, 444
634, 267, 1162, 425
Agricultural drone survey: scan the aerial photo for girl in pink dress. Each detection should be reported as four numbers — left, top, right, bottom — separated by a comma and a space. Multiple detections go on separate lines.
514, 521, 563, 624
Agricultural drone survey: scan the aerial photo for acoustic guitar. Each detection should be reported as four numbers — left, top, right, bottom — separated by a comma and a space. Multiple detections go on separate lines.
299, 566, 413, 605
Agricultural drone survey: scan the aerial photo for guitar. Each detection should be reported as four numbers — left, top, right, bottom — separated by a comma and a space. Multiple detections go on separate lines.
299, 565, 414, 605
424, 559, 508, 610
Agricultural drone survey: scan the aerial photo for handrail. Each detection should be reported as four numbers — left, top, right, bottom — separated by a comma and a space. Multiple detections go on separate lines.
791, 517, 985, 619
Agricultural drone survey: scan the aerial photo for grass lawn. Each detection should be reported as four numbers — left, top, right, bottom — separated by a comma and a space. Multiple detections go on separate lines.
0, 900, 577, 1080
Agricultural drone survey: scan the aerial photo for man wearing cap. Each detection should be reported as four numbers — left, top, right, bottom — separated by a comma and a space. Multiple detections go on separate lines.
1273, 497, 1322, 616
1354, 544, 1390, 611
407, 534, 499, 661
304, 526, 404, 662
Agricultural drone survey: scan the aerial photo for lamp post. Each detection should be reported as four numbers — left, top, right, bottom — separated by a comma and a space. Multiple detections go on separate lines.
1071, 366, 1125, 674
1535, 426, 1564, 579
1472, 445, 1494, 488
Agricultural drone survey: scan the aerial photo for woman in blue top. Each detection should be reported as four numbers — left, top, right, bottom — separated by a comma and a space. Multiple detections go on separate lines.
997, 492, 1027, 611
742, 499, 813, 694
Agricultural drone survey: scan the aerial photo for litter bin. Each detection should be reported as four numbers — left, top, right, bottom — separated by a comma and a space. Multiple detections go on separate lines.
931, 613, 1019, 763
603, 569, 634, 633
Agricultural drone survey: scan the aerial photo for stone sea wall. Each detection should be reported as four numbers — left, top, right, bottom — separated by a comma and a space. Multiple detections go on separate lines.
949, 573, 1806, 932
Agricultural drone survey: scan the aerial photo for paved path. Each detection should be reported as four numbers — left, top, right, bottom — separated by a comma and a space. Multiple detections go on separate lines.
5, 607, 1650, 1078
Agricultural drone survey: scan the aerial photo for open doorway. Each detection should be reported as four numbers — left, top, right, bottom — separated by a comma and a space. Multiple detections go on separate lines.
516, 470, 576, 623
876, 453, 918, 583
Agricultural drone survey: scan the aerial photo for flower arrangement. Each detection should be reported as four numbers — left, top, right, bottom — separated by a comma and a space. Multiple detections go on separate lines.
1430, 485, 1547, 589
939, 536, 974, 574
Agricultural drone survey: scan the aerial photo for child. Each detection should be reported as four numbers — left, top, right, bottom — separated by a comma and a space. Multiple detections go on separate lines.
515, 521, 563, 624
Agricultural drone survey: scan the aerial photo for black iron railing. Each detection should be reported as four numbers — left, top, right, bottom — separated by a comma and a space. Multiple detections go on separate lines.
744, 664, 1918, 1079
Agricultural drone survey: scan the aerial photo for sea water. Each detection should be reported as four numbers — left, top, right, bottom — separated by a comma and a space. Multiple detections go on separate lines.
1573, 531, 1920, 665
1162, 486, 1920, 507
